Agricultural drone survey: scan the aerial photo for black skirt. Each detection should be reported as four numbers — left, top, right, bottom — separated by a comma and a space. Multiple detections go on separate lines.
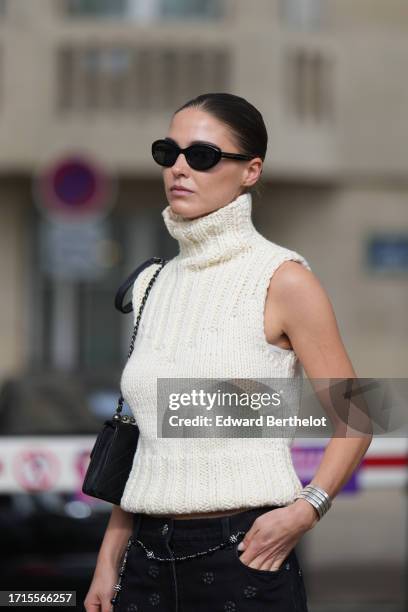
111, 504, 309, 612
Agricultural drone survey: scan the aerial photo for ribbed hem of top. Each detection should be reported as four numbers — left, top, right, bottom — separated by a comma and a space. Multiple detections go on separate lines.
120, 447, 303, 515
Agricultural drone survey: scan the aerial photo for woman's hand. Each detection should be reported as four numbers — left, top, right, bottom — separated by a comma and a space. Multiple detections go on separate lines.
236, 500, 318, 571
83, 561, 119, 612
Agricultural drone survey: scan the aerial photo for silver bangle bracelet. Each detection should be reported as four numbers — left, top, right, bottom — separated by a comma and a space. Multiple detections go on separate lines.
305, 484, 331, 506
300, 491, 328, 518
303, 486, 331, 512
307, 484, 332, 515
294, 483, 332, 520
296, 491, 324, 519
301, 490, 328, 512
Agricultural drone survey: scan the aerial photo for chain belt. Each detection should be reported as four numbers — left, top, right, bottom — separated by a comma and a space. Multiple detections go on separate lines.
110, 529, 246, 605
133, 529, 246, 562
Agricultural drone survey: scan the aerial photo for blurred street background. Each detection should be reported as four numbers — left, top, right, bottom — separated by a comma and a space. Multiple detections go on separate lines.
0, 1, 407, 610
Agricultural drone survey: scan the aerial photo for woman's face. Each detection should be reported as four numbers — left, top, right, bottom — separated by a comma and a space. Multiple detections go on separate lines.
162, 107, 263, 220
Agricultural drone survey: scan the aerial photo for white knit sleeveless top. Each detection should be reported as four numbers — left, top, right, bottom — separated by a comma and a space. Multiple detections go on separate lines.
120, 192, 312, 515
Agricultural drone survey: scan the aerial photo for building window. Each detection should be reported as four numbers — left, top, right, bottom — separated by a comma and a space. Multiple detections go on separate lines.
159, 0, 222, 20
284, 47, 334, 122
32, 210, 125, 371
56, 45, 231, 112
65, 0, 128, 18
64, 0, 223, 21
279, 0, 324, 31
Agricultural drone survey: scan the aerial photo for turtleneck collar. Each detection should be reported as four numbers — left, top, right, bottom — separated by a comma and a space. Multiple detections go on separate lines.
161, 192, 262, 270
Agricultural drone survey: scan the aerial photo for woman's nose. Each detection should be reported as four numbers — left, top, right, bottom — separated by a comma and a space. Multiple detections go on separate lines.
172, 153, 190, 174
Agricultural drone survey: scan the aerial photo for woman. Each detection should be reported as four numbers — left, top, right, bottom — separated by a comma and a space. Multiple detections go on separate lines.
84, 93, 372, 612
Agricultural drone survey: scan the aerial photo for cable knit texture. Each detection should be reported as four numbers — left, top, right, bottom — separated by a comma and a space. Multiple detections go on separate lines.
120, 192, 312, 514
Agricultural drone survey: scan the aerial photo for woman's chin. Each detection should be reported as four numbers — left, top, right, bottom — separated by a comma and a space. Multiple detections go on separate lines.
168, 198, 200, 218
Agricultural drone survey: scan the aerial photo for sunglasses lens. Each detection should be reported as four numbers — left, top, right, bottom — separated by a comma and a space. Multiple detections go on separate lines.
152, 141, 177, 167
187, 145, 219, 170
151, 141, 221, 170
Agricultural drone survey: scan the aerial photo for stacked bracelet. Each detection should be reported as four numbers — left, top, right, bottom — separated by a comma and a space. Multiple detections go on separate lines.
294, 484, 332, 520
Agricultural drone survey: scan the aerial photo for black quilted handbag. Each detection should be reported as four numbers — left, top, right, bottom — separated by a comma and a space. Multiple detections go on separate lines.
82, 256, 167, 504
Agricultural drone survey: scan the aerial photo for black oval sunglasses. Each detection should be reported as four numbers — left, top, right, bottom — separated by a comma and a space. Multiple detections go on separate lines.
151, 139, 254, 171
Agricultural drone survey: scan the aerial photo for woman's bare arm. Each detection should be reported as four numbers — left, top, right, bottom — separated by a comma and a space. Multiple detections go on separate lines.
267, 261, 373, 527
96, 504, 134, 571
84, 506, 134, 611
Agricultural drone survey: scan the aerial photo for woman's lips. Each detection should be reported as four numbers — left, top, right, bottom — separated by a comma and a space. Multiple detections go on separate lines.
171, 187, 193, 195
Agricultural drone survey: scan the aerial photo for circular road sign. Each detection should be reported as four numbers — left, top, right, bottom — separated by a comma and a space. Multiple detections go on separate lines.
33, 153, 116, 222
